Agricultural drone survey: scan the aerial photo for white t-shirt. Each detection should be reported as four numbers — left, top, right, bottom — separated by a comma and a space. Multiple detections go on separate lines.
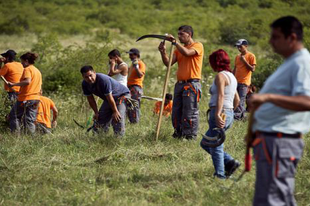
113, 62, 128, 87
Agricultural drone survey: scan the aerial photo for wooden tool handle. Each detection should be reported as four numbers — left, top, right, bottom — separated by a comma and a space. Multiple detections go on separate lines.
220, 113, 226, 122
155, 42, 174, 141
0, 75, 9, 84
1, 75, 17, 93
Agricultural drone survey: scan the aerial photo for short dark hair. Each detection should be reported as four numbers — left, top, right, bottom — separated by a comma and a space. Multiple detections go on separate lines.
165, 93, 173, 100
1, 50, 17, 62
271, 16, 303, 41
20, 52, 38, 64
108, 49, 121, 57
178, 25, 194, 37
80, 65, 94, 74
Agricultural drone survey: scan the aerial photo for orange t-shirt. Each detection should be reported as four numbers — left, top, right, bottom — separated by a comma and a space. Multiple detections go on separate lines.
154, 101, 173, 117
0, 62, 24, 92
127, 60, 146, 88
36, 96, 55, 128
234, 52, 256, 86
174, 42, 204, 81
18, 65, 42, 101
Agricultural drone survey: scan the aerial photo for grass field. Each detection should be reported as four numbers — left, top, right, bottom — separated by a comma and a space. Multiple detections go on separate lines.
1, 97, 310, 205
0, 33, 310, 205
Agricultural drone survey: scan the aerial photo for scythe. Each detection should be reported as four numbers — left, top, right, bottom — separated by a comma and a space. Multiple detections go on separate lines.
136, 34, 174, 140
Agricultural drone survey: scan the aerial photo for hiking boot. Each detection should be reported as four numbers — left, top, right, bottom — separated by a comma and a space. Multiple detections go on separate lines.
172, 131, 182, 139
225, 159, 241, 177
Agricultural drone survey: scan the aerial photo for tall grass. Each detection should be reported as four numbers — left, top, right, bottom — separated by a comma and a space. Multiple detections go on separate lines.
0, 32, 309, 205
1, 82, 310, 206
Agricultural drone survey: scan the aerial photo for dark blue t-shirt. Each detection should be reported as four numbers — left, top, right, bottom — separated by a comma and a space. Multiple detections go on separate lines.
82, 73, 129, 101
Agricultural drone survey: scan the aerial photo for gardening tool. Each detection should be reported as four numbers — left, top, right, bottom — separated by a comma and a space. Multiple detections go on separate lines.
234, 110, 255, 182
0, 75, 16, 93
136, 34, 175, 140
125, 97, 139, 111
141, 95, 162, 101
201, 112, 227, 148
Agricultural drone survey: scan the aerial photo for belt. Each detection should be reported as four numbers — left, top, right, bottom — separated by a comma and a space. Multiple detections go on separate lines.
177, 79, 200, 84
209, 107, 233, 110
128, 85, 142, 88
256, 131, 301, 139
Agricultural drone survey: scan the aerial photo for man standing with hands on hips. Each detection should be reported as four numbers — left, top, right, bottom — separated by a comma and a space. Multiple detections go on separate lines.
158, 25, 204, 140
249, 16, 310, 206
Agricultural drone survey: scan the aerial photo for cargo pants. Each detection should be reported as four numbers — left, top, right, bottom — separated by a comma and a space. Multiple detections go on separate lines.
234, 83, 248, 120
7, 92, 18, 103
127, 85, 143, 123
172, 81, 201, 138
252, 132, 304, 206
98, 94, 128, 136
9, 100, 40, 134
37, 123, 52, 134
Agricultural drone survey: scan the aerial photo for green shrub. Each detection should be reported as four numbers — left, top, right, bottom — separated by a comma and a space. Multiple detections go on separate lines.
30, 34, 113, 94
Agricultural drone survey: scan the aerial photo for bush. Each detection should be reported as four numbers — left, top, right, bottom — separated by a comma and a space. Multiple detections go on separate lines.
252, 54, 282, 89
30, 34, 113, 94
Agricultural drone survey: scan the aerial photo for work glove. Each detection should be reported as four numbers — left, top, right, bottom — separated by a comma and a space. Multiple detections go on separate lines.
125, 98, 139, 110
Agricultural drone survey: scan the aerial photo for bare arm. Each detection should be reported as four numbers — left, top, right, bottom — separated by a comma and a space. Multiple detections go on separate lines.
9, 78, 31, 87
174, 42, 197, 57
109, 61, 128, 76
87, 95, 99, 120
133, 63, 144, 78
240, 56, 255, 72
215, 73, 227, 128
51, 105, 58, 128
108, 61, 118, 76
233, 92, 240, 110
106, 93, 121, 122
158, 41, 177, 67
249, 94, 310, 111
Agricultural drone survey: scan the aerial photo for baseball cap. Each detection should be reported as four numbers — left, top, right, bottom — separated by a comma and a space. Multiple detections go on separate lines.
1, 50, 17, 58
126, 48, 140, 55
235, 39, 248, 46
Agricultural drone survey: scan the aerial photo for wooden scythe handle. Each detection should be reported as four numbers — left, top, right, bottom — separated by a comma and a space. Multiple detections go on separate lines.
1, 75, 16, 92
155, 42, 174, 140
0, 75, 9, 84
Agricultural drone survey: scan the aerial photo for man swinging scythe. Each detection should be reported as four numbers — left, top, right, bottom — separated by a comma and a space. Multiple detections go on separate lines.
137, 25, 204, 140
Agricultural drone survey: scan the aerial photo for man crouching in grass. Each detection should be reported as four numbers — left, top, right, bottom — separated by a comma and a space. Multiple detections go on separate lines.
80, 65, 130, 136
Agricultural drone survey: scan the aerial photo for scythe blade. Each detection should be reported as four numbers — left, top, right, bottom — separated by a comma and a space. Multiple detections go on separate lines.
136, 34, 172, 42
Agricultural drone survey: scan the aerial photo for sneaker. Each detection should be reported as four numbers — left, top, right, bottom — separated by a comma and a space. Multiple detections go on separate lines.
225, 160, 241, 177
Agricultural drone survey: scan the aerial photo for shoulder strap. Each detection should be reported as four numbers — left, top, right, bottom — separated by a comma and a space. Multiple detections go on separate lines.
220, 71, 231, 85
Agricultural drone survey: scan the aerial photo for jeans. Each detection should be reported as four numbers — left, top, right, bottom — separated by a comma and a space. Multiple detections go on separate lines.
127, 85, 142, 123
98, 94, 128, 136
234, 83, 248, 120
9, 100, 39, 134
200, 108, 234, 178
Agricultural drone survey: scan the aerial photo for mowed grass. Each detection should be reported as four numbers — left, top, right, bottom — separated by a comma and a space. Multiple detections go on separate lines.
0, 94, 310, 206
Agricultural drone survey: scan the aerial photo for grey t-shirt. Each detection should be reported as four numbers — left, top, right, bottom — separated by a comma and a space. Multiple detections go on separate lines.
82, 73, 129, 101
253, 48, 310, 134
